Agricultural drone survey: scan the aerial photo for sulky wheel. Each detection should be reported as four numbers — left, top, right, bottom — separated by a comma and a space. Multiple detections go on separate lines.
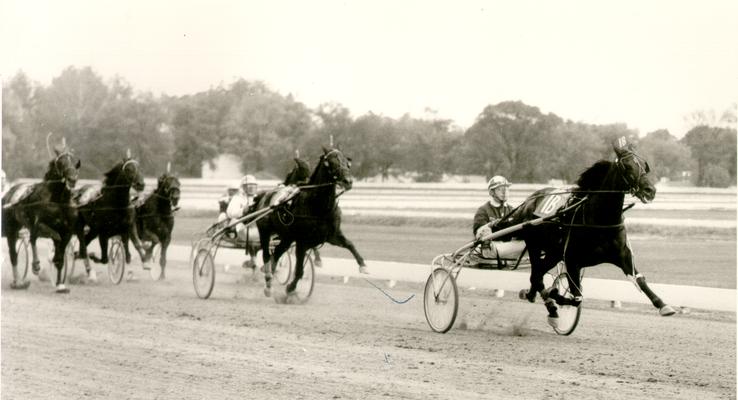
64, 236, 79, 281
107, 236, 126, 285
273, 245, 294, 286
292, 248, 315, 301
192, 248, 215, 299
424, 267, 459, 333
544, 262, 583, 336
15, 235, 31, 282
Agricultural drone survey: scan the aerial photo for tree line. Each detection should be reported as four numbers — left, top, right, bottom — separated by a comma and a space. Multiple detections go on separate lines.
3, 66, 736, 187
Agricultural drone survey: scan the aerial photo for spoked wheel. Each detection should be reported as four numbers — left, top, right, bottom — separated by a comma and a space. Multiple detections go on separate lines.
15, 235, 31, 282
192, 248, 216, 299
64, 236, 79, 280
107, 236, 126, 285
273, 245, 294, 285
148, 243, 163, 280
544, 262, 582, 336
292, 248, 315, 300
424, 267, 459, 333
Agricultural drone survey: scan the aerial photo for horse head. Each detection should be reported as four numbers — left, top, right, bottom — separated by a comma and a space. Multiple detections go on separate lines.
106, 156, 145, 192
45, 148, 82, 191
319, 146, 353, 190
613, 139, 656, 203
157, 172, 181, 209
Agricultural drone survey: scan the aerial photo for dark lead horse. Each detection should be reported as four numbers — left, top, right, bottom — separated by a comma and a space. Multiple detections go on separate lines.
123, 169, 181, 279
254, 147, 353, 298
495, 138, 675, 327
2, 143, 81, 292
281, 156, 367, 272
74, 155, 150, 278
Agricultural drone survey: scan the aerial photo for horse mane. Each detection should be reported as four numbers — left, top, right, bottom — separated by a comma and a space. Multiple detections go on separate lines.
103, 160, 125, 187
285, 158, 311, 185
576, 160, 614, 191
43, 159, 60, 181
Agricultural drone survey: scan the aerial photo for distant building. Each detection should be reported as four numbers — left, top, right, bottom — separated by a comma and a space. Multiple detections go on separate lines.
201, 154, 242, 179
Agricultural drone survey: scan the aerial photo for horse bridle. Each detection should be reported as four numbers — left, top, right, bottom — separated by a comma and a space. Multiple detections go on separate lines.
52, 152, 78, 191
615, 150, 651, 198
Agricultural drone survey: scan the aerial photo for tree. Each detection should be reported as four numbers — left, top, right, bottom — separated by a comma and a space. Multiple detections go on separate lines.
2, 71, 45, 179
638, 129, 694, 182
682, 125, 736, 187
461, 101, 563, 182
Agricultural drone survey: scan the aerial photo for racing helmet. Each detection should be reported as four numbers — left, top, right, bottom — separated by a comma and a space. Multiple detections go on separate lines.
227, 181, 240, 196
487, 175, 511, 191
241, 174, 258, 195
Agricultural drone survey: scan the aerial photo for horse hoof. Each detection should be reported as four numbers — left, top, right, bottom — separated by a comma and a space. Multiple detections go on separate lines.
31, 262, 41, 275
10, 280, 30, 290
314, 259, 323, 268
142, 262, 152, 271
547, 316, 559, 330
88, 269, 98, 283
359, 266, 369, 274
126, 271, 137, 281
55, 284, 70, 294
264, 287, 272, 297
659, 305, 677, 317
519, 289, 535, 302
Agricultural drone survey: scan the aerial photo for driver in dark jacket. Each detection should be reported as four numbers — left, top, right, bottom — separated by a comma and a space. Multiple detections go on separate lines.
473, 176, 524, 259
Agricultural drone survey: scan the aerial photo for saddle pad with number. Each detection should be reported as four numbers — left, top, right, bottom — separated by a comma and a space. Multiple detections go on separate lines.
533, 189, 572, 218
73, 184, 102, 207
2, 182, 34, 209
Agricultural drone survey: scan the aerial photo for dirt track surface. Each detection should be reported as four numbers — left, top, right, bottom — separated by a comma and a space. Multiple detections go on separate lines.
2, 259, 735, 400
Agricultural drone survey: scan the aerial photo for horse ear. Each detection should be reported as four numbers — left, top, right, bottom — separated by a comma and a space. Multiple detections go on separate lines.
322, 146, 330, 154
75, 159, 81, 169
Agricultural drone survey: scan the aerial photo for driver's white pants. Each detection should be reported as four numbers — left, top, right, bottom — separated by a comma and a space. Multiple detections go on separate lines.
481, 240, 526, 259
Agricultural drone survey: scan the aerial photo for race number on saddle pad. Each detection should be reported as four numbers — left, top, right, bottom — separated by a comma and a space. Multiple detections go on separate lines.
533, 190, 571, 218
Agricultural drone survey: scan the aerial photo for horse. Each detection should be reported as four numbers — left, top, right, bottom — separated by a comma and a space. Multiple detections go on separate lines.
2, 143, 81, 292
253, 146, 353, 299
494, 137, 675, 328
281, 156, 367, 272
74, 155, 150, 278
123, 169, 181, 279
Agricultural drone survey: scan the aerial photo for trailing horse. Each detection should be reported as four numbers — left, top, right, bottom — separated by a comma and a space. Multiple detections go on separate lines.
280, 156, 367, 272
2, 140, 81, 292
494, 137, 675, 327
123, 168, 181, 279
74, 154, 150, 278
254, 146, 353, 299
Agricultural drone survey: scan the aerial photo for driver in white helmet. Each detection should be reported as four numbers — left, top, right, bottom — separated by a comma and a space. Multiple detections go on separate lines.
473, 175, 525, 260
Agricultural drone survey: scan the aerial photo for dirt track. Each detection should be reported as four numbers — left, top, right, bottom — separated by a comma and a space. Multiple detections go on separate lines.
2, 258, 735, 400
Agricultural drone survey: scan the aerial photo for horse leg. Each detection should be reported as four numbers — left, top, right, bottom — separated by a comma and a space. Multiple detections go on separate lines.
620, 246, 676, 316
259, 233, 274, 296
286, 243, 307, 295
265, 239, 292, 297
520, 246, 546, 303
159, 235, 170, 280
328, 230, 367, 273
312, 248, 322, 268
126, 208, 149, 266
6, 231, 28, 289
52, 235, 70, 293
29, 226, 42, 275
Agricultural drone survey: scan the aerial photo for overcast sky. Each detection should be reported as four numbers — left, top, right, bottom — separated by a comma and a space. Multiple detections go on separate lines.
2, 0, 736, 137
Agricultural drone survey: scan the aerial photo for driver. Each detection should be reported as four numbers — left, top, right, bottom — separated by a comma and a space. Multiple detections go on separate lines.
473, 175, 526, 259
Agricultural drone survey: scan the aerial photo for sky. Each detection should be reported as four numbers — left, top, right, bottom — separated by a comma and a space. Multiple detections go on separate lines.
2, 0, 737, 138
